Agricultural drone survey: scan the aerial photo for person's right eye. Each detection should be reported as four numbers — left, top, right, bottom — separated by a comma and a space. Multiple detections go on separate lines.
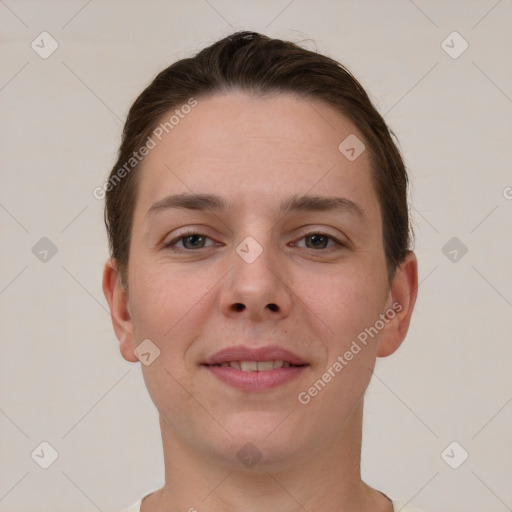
164, 231, 217, 250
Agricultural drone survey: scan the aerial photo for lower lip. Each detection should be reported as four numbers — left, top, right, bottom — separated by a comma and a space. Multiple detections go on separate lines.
204, 365, 308, 391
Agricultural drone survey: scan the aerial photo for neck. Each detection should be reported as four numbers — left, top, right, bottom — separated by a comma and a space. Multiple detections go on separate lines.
143, 399, 392, 512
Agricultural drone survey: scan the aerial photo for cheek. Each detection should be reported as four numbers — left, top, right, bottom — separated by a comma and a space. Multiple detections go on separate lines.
128, 258, 218, 349
293, 268, 384, 416
292, 261, 387, 347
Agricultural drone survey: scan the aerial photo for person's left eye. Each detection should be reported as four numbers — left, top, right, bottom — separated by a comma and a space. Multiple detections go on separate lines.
293, 232, 343, 250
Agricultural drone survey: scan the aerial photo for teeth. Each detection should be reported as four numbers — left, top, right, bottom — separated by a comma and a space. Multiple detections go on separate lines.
220, 360, 291, 371
257, 361, 274, 371
240, 361, 257, 371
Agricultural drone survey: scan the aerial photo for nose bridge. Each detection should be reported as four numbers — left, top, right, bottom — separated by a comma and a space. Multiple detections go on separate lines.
219, 234, 293, 319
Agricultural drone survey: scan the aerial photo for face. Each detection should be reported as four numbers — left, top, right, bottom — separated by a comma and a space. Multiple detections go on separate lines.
104, 91, 417, 470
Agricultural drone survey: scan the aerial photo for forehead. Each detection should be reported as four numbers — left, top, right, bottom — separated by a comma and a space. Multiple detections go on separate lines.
149, 91, 362, 163
134, 91, 379, 223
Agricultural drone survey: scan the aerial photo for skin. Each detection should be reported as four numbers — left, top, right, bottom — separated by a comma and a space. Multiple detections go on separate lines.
103, 91, 418, 512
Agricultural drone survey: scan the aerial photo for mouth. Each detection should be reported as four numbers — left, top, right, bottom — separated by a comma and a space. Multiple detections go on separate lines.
210, 360, 302, 371
202, 346, 309, 391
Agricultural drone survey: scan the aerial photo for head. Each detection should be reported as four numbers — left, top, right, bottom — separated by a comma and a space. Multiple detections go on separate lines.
102, 32, 417, 471
104, 31, 411, 287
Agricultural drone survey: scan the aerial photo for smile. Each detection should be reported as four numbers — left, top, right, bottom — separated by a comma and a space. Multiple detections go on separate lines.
212, 360, 298, 371
201, 345, 309, 391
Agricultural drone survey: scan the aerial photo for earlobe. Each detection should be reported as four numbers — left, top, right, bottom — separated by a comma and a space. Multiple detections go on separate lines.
377, 251, 418, 357
102, 259, 139, 363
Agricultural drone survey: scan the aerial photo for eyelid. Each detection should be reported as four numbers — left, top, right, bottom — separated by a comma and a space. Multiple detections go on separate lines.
163, 229, 220, 249
292, 227, 348, 246
161, 225, 218, 243
292, 233, 344, 250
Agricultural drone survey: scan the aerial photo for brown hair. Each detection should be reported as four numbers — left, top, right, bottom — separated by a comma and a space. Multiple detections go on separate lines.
104, 31, 412, 285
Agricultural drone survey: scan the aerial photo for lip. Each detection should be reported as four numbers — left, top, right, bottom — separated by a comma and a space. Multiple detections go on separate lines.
202, 345, 308, 392
205, 365, 307, 391
202, 345, 307, 366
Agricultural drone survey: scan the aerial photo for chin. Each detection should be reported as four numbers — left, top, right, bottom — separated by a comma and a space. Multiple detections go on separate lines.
214, 411, 309, 470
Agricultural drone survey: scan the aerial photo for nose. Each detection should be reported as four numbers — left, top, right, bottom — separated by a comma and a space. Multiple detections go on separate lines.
218, 242, 293, 321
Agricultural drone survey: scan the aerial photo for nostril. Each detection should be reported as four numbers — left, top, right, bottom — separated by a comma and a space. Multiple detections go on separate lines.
230, 303, 279, 313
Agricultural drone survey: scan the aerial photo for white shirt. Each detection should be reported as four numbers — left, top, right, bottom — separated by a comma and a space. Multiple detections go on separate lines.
123, 493, 426, 511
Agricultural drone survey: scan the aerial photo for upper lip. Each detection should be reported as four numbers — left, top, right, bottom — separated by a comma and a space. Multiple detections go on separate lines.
202, 345, 308, 366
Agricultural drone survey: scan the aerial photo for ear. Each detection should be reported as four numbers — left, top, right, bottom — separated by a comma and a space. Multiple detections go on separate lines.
377, 251, 418, 357
102, 258, 138, 362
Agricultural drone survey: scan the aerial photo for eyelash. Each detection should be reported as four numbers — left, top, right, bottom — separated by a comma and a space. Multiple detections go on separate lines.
163, 230, 345, 251
163, 230, 218, 250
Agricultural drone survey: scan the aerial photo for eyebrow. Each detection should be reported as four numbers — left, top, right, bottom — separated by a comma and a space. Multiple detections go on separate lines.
146, 193, 367, 223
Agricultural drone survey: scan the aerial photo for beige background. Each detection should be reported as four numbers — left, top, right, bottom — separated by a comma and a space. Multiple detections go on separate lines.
1, 1, 511, 511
